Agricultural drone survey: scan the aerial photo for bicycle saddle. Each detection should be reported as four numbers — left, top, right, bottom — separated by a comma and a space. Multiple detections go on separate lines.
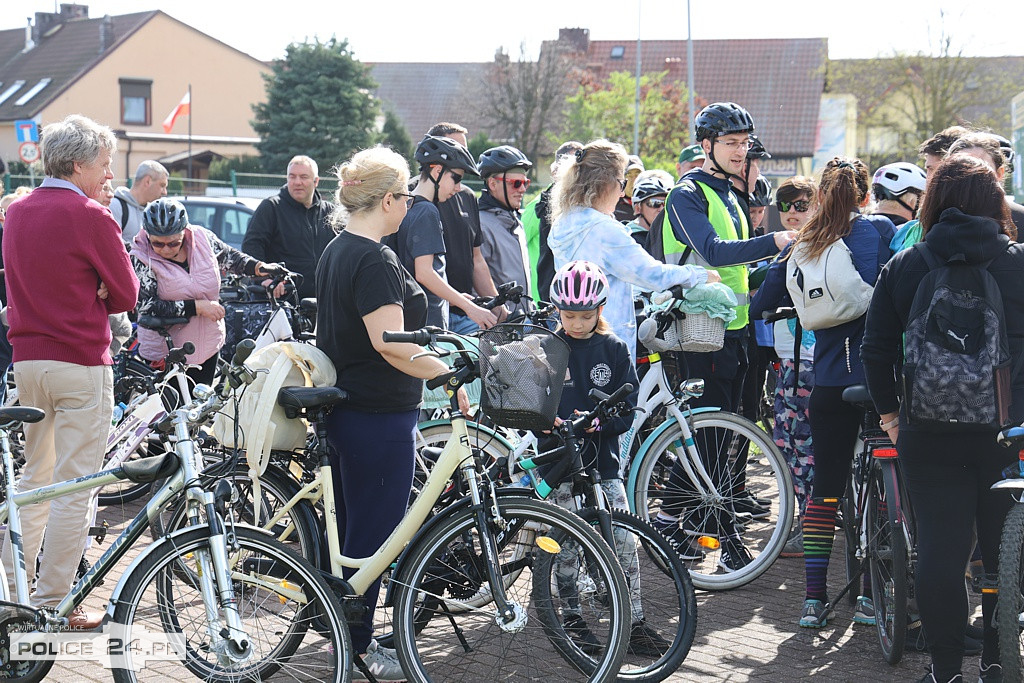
277, 386, 348, 419
0, 406, 45, 424
841, 385, 872, 406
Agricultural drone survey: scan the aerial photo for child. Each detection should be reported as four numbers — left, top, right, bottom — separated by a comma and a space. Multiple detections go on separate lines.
546, 260, 670, 658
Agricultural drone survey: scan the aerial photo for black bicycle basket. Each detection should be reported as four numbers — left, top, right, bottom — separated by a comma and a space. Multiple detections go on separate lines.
477, 324, 570, 431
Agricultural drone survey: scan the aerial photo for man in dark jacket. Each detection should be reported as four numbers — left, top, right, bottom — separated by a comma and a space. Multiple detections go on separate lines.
242, 155, 336, 299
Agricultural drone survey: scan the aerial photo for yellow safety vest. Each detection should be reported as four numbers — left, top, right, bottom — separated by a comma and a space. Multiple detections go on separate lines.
662, 180, 749, 330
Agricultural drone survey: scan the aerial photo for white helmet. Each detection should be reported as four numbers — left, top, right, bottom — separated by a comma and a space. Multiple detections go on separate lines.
872, 162, 926, 200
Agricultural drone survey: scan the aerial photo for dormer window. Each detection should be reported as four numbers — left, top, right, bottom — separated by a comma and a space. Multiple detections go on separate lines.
610, 46, 625, 59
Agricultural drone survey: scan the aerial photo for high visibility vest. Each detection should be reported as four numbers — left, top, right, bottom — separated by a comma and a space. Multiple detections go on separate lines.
662, 180, 750, 329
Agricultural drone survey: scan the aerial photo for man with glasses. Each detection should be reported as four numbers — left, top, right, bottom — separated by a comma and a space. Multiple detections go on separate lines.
478, 145, 534, 318
386, 135, 494, 329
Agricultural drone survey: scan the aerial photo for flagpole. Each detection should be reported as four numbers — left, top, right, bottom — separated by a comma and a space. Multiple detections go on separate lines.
187, 83, 193, 189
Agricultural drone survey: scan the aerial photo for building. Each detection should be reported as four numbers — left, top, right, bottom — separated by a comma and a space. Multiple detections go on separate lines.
0, 4, 268, 183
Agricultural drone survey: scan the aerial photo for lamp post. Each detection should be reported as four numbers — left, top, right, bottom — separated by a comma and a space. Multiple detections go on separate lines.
633, 1, 642, 155
687, 0, 696, 142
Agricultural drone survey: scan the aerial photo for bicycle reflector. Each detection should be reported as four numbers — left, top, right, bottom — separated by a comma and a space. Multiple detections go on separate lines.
697, 536, 720, 550
872, 447, 899, 459
536, 536, 561, 554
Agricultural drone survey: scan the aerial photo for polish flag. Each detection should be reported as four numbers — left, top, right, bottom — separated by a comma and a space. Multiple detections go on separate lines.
162, 90, 190, 133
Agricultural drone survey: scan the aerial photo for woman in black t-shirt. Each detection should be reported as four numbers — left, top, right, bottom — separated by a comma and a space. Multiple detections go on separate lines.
315, 146, 466, 675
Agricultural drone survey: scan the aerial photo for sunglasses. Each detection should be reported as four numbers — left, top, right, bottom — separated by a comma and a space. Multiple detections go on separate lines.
448, 171, 464, 184
776, 199, 811, 213
644, 198, 666, 209
502, 177, 531, 190
392, 191, 415, 208
618, 178, 628, 192
149, 238, 183, 250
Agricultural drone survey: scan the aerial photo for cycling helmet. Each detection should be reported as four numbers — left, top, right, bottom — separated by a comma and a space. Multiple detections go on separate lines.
747, 135, 772, 160
632, 176, 672, 205
871, 162, 927, 200
749, 175, 772, 208
550, 260, 608, 311
143, 198, 189, 237
477, 145, 533, 178
414, 135, 479, 175
993, 134, 1016, 174
694, 102, 755, 142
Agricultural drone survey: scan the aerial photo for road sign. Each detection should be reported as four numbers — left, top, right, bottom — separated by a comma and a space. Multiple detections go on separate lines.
18, 141, 40, 164
14, 120, 38, 143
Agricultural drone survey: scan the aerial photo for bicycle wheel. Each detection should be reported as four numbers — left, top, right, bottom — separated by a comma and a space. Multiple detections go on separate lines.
629, 411, 793, 590
867, 460, 907, 665
150, 461, 322, 566
110, 525, 350, 682
536, 508, 697, 683
998, 502, 1024, 681
842, 465, 861, 606
392, 496, 629, 682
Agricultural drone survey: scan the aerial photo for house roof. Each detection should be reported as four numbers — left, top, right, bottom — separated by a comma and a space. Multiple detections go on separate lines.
545, 36, 829, 158
368, 62, 490, 141
0, 11, 157, 121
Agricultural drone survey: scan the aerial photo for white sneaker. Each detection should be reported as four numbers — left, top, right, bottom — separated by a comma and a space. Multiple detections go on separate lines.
354, 639, 406, 681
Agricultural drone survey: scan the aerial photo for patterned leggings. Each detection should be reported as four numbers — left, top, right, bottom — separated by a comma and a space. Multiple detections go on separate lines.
772, 358, 815, 517
550, 479, 644, 623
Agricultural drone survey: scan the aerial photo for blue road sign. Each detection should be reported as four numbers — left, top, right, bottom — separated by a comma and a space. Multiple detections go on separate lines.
15, 120, 38, 143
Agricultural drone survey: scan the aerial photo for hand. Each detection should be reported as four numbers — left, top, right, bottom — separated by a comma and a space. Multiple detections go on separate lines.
196, 299, 226, 321
97, 281, 109, 300
262, 279, 287, 299
495, 305, 509, 323
704, 269, 722, 284
774, 230, 798, 250
258, 262, 288, 277
456, 387, 470, 416
880, 411, 899, 445
464, 302, 498, 330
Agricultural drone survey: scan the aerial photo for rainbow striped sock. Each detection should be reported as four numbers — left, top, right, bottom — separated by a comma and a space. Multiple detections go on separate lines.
803, 498, 839, 603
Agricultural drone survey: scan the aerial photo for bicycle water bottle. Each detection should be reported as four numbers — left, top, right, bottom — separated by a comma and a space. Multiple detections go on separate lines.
511, 473, 533, 489
111, 401, 127, 426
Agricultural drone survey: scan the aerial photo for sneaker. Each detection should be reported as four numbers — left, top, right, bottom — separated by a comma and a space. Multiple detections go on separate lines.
680, 513, 720, 538
780, 526, 804, 558
979, 662, 1003, 682
651, 517, 708, 561
852, 595, 875, 625
916, 667, 964, 683
627, 620, 672, 657
563, 614, 602, 655
64, 606, 103, 631
718, 536, 752, 572
732, 492, 770, 520
353, 639, 405, 681
799, 599, 829, 628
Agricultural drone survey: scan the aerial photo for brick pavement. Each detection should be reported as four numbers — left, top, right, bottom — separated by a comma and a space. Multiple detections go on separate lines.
39, 501, 982, 682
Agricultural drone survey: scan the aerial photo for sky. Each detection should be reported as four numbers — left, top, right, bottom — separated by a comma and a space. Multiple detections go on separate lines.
12, 0, 1024, 63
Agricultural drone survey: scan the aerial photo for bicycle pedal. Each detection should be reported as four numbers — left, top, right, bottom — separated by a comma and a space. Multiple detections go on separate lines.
972, 573, 999, 595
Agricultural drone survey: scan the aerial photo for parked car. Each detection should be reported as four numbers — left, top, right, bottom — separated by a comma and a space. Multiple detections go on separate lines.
167, 196, 263, 251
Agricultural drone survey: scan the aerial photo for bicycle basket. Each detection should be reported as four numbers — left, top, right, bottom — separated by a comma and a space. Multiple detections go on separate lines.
639, 310, 725, 354
478, 324, 570, 431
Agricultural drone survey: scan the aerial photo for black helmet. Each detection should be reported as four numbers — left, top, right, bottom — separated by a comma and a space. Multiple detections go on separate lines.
747, 135, 772, 160
694, 102, 754, 142
749, 175, 772, 207
993, 133, 1016, 175
478, 145, 533, 178
414, 135, 479, 176
143, 198, 189, 237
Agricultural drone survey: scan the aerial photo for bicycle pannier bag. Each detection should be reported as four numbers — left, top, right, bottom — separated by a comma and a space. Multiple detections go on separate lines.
902, 243, 1011, 432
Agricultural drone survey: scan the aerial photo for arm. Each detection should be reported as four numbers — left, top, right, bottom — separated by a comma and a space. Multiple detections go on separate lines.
593, 220, 710, 292
666, 186, 781, 266
749, 251, 791, 321
240, 200, 275, 262
861, 264, 904, 419
413, 254, 497, 328
209, 229, 261, 276
133, 257, 192, 319
91, 214, 139, 315
363, 303, 454, 382
602, 342, 640, 436
471, 247, 499, 298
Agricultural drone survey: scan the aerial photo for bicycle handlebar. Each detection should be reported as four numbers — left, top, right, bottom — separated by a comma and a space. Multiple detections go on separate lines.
651, 284, 686, 306
472, 281, 526, 310
382, 329, 433, 345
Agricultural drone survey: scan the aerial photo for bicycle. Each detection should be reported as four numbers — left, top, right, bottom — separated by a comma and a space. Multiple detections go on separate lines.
220, 270, 315, 362
990, 424, 1024, 680
161, 326, 633, 681
0, 341, 351, 682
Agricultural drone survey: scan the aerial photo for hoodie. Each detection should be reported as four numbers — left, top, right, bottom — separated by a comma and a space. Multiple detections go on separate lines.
478, 191, 531, 317
548, 206, 707, 360
863, 208, 1024, 422
110, 186, 146, 244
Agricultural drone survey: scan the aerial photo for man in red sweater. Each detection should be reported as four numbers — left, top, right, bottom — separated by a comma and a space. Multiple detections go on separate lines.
1, 115, 139, 629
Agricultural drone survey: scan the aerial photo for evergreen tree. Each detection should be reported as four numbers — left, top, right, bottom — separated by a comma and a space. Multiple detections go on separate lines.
253, 38, 379, 174
379, 110, 414, 165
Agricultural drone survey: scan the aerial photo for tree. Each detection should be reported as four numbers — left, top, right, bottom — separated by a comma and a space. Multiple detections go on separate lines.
207, 155, 264, 182
474, 43, 575, 169
561, 71, 692, 171
252, 38, 379, 174
467, 131, 496, 163
378, 109, 414, 165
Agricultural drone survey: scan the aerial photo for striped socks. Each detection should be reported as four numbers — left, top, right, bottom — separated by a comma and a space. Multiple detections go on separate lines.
803, 498, 839, 603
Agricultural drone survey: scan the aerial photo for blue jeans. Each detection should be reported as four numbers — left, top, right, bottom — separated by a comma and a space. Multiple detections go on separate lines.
448, 312, 479, 335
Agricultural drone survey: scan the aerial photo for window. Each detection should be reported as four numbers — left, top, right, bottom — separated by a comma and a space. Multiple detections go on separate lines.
14, 78, 51, 106
119, 78, 152, 125
0, 81, 25, 106
610, 46, 625, 59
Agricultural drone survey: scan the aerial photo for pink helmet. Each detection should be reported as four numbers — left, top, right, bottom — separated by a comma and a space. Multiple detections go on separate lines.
550, 260, 609, 311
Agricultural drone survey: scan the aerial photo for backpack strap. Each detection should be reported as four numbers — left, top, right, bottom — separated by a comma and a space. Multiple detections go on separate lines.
913, 241, 1002, 272
115, 195, 130, 232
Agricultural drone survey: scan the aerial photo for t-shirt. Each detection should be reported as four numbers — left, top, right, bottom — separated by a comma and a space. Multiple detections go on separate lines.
316, 231, 427, 412
385, 197, 449, 328
438, 188, 482, 296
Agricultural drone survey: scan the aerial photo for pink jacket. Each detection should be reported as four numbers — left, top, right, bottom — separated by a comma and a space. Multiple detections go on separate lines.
131, 227, 224, 364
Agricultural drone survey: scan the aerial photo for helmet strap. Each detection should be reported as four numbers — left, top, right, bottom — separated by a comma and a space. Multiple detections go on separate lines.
894, 194, 919, 217
707, 138, 735, 182
501, 172, 513, 210
428, 165, 442, 205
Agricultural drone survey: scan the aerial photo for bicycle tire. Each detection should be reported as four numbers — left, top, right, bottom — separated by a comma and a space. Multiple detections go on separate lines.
629, 411, 793, 590
536, 508, 697, 683
998, 502, 1024, 681
110, 525, 350, 683
150, 461, 323, 567
867, 460, 908, 665
842, 470, 860, 606
392, 496, 629, 682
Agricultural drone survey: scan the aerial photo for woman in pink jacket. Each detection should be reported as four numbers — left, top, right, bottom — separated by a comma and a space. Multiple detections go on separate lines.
130, 198, 284, 386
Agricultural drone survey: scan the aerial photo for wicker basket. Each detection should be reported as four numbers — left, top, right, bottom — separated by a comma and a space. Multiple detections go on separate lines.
640, 311, 725, 353
478, 324, 570, 431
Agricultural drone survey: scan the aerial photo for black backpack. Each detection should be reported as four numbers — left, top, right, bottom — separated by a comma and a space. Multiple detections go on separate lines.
901, 242, 1012, 431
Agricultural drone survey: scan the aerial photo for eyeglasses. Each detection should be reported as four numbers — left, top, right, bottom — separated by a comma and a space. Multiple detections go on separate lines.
392, 192, 416, 208
448, 171, 464, 184
149, 238, 183, 250
644, 198, 666, 209
502, 177, 532, 190
716, 138, 752, 152
776, 199, 811, 213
